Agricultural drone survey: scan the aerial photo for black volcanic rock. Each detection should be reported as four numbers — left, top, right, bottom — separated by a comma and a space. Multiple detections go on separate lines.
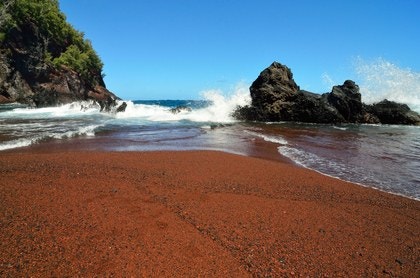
365, 100, 420, 125
327, 80, 364, 122
247, 62, 298, 120
116, 101, 128, 113
250, 62, 299, 107
235, 62, 420, 125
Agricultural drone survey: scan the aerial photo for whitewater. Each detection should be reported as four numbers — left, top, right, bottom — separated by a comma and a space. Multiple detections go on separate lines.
0, 88, 252, 152
1, 58, 420, 200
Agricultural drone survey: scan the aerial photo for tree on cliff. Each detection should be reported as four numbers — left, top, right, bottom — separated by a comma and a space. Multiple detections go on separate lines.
0, 0, 120, 109
1, 0, 103, 85
0, 0, 15, 27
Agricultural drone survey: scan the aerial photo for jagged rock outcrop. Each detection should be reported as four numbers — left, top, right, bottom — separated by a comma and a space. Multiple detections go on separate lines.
0, 0, 120, 111
327, 80, 364, 122
235, 62, 420, 125
365, 100, 420, 125
249, 61, 300, 110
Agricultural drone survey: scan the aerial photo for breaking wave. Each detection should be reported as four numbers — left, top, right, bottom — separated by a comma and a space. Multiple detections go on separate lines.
0, 124, 100, 151
118, 83, 251, 123
0, 83, 251, 151
354, 57, 420, 113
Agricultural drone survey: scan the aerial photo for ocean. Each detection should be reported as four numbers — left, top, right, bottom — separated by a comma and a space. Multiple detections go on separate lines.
1, 92, 419, 201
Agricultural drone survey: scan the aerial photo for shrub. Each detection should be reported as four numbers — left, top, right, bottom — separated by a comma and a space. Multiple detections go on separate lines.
52, 43, 103, 84
2, 0, 104, 85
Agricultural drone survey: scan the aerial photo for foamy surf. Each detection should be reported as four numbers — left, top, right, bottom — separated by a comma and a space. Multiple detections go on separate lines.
116, 84, 251, 123
0, 124, 101, 151
0, 84, 252, 151
0, 138, 39, 151
244, 130, 288, 145
239, 119, 420, 201
278, 145, 420, 201
1, 84, 419, 201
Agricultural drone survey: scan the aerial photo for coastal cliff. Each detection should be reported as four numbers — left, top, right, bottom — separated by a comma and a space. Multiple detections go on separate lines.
0, 0, 120, 111
235, 62, 420, 125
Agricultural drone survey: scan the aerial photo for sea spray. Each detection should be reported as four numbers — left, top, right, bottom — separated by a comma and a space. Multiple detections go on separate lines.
0, 84, 252, 150
116, 83, 251, 123
1, 101, 104, 119
354, 57, 420, 113
193, 83, 251, 122
1, 96, 420, 200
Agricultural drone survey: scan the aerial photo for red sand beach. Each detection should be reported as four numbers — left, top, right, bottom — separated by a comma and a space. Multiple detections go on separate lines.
0, 150, 419, 276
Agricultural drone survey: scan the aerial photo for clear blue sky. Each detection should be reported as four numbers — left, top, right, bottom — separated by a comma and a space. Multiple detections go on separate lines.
59, 0, 420, 100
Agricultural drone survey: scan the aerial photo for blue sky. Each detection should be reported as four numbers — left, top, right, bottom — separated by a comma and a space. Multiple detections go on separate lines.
60, 0, 420, 100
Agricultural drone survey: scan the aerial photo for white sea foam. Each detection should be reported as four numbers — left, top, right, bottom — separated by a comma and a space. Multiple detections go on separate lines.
278, 145, 420, 201
244, 130, 288, 145
277, 146, 356, 179
332, 126, 348, 131
0, 84, 252, 150
117, 83, 251, 123
0, 122, 101, 150
2, 83, 251, 124
354, 57, 420, 113
115, 101, 170, 120
50, 124, 100, 139
2, 101, 103, 119
278, 146, 325, 168
0, 138, 39, 151
195, 83, 251, 122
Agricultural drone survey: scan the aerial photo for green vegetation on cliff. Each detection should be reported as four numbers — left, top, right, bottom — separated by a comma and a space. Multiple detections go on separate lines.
0, 0, 103, 85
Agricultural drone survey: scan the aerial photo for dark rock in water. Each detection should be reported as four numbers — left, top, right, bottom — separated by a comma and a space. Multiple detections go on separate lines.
210, 123, 227, 129
327, 80, 364, 122
241, 62, 353, 123
235, 61, 420, 125
247, 62, 300, 121
365, 99, 420, 125
170, 105, 192, 114
116, 102, 127, 113
360, 111, 380, 124
250, 61, 300, 110
86, 85, 118, 112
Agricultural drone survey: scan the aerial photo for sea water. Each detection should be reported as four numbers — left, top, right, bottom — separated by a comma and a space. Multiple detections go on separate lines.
246, 122, 420, 200
1, 91, 419, 200
1, 58, 420, 199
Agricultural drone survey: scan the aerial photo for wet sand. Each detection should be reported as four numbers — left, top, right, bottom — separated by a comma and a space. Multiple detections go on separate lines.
0, 150, 419, 276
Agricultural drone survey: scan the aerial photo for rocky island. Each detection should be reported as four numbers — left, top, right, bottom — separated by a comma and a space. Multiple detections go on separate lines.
0, 0, 123, 112
235, 62, 420, 125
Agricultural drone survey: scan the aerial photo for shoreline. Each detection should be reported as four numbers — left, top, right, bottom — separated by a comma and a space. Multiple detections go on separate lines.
5, 137, 419, 202
288, 157, 420, 203
1, 149, 419, 276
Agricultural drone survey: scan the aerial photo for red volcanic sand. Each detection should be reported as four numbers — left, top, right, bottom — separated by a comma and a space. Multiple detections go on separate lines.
0, 151, 419, 276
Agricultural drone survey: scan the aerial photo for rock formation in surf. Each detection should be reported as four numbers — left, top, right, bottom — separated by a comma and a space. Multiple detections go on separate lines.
0, 0, 123, 112
234, 62, 420, 125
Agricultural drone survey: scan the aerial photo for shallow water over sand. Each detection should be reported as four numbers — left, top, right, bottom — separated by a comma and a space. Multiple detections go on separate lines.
1, 100, 419, 200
